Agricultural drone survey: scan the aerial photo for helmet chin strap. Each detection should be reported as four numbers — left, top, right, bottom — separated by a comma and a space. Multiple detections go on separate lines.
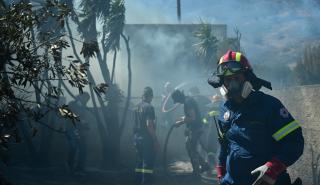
220, 81, 253, 100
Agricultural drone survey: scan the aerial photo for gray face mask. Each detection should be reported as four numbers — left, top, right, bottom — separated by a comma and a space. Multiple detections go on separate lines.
226, 80, 244, 99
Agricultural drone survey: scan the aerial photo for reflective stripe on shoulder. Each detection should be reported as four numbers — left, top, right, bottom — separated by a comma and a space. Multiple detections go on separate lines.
272, 120, 300, 141
135, 168, 154, 174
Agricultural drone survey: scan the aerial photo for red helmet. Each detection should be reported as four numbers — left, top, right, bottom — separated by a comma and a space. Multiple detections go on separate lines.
216, 50, 252, 76
209, 50, 272, 90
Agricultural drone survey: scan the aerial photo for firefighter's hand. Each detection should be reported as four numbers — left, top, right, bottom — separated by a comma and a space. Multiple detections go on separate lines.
251, 158, 286, 185
251, 165, 275, 185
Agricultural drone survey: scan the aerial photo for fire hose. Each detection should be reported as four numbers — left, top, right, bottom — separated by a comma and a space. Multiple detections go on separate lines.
162, 118, 213, 175
162, 123, 176, 175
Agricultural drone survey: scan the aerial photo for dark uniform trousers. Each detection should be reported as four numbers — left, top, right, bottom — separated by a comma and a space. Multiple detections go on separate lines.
275, 172, 292, 185
134, 133, 155, 185
185, 129, 207, 175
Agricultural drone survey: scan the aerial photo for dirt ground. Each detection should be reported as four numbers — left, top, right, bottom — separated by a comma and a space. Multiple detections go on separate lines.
3, 165, 217, 185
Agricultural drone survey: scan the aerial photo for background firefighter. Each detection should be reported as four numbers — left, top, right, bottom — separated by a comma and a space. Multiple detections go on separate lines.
171, 89, 209, 179
133, 87, 160, 185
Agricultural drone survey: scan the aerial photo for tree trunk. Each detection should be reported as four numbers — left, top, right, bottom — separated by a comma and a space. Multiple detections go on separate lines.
105, 88, 120, 169
111, 50, 117, 83
119, 33, 131, 137
25, 5, 41, 165
37, 47, 54, 166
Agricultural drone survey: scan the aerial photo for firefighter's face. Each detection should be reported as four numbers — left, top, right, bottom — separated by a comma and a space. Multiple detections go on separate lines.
223, 73, 246, 99
144, 94, 153, 103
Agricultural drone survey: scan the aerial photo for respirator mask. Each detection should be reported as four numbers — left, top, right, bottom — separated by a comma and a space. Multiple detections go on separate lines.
220, 80, 253, 100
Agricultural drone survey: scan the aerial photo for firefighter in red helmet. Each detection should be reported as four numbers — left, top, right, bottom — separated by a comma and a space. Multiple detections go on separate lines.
208, 50, 304, 185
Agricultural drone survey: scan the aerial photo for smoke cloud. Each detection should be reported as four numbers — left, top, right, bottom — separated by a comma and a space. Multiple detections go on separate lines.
125, 0, 320, 64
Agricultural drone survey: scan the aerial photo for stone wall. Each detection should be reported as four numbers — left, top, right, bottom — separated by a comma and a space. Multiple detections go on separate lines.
270, 85, 320, 185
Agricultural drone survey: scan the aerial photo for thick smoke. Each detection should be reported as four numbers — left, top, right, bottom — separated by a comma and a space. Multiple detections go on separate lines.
125, 0, 320, 64
119, 0, 320, 92
114, 25, 218, 101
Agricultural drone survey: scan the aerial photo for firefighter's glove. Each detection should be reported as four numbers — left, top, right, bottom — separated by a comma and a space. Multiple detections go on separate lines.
251, 158, 286, 185
215, 165, 226, 184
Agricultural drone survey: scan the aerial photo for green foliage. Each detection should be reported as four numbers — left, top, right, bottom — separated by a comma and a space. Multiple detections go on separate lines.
105, 83, 124, 107
58, 104, 79, 125
80, 41, 99, 58
36, 0, 71, 42
77, 0, 124, 58
79, 0, 110, 19
0, 0, 128, 176
0, 1, 89, 160
93, 83, 109, 98
194, 22, 241, 72
194, 21, 218, 69
77, 0, 102, 58
104, 0, 125, 51
294, 43, 320, 85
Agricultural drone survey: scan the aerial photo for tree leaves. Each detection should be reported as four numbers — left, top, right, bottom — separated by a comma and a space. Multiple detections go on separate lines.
47, 86, 63, 99
93, 83, 109, 97
80, 41, 99, 58
193, 21, 219, 71
66, 62, 89, 94
104, 0, 125, 51
0, 1, 87, 154
58, 104, 79, 125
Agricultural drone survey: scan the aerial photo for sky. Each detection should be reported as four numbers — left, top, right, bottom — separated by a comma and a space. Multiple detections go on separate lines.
125, 0, 320, 64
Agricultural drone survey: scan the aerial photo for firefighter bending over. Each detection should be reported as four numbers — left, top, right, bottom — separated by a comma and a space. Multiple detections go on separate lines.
171, 90, 209, 179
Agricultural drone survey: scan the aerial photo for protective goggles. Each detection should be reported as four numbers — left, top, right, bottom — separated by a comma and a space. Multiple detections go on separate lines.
216, 61, 243, 76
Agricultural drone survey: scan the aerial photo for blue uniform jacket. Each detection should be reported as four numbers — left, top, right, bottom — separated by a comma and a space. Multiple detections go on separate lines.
217, 91, 304, 185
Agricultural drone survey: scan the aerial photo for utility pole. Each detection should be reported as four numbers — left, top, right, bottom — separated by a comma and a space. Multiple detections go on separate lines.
177, 0, 181, 22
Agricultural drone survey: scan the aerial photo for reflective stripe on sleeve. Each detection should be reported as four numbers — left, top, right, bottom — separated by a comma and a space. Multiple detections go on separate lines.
208, 110, 219, 117
272, 120, 300, 141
